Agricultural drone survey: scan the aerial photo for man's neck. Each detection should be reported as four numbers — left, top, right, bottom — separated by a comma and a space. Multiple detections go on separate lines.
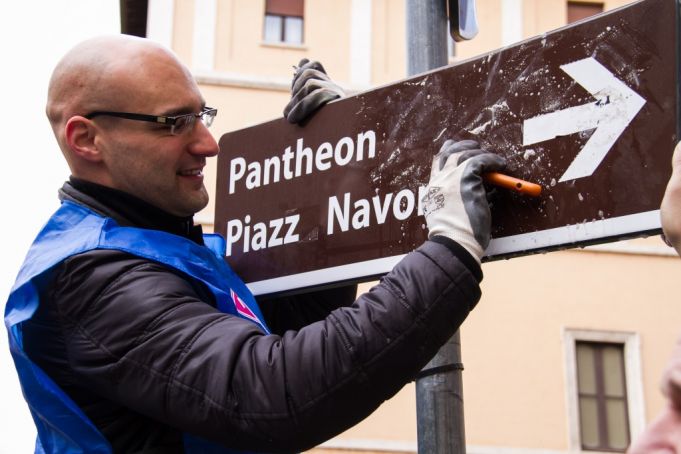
63, 177, 204, 244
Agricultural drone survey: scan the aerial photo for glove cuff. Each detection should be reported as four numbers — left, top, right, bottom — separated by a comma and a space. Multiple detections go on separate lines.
429, 236, 483, 282
427, 228, 483, 264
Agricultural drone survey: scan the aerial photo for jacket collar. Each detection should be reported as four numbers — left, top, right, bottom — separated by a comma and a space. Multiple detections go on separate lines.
60, 177, 204, 244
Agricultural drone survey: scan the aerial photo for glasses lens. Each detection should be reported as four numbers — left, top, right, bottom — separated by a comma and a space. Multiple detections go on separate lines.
201, 109, 216, 128
171, 115, 194, 135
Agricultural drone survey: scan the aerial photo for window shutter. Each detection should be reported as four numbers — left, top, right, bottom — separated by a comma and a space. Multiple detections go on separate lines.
567, 2, 604, 24
266, 0, 304, 17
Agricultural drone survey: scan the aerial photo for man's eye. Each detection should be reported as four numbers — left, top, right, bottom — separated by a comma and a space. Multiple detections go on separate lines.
172, 116, 192, 134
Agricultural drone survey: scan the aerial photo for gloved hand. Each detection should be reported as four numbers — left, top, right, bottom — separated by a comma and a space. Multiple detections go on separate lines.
421, 139, 507, 262
284, 58, 345, 124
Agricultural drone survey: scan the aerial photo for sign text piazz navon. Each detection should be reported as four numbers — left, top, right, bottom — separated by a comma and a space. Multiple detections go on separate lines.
224, 129, 426, 256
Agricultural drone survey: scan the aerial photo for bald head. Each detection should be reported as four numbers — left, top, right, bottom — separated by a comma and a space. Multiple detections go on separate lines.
47, 35, 195, 154
43, 35, 218, 215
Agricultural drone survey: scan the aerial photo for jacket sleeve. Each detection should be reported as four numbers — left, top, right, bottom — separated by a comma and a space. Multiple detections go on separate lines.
51, 240, 481, 452
257, 284, 358, 335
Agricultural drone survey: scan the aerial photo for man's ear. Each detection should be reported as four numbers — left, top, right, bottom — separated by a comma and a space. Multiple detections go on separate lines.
65, 116, 103, 163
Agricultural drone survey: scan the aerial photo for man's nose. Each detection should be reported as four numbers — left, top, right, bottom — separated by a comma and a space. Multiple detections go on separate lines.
189, 121, 220, 157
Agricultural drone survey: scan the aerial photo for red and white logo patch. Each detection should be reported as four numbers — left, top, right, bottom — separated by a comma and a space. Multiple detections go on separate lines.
230, 289, 261, 324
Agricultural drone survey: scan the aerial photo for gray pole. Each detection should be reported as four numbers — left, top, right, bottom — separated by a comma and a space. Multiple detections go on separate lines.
406, 0, 448, 75
414, 334, 466, 454
406, 1, 466, 453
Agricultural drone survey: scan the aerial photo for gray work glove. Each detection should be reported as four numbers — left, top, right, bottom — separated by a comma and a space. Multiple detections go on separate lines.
284, 58, 345, 124
422, 140, 507, 262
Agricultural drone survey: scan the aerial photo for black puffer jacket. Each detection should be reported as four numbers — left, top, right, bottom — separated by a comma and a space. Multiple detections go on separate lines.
23, 179, 483, 453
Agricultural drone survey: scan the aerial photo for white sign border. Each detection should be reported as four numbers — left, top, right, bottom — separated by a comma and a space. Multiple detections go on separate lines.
246, 209, 661, 295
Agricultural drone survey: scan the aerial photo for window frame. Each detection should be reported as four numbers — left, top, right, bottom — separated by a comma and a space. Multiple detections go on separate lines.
563, 329, 645, 453
576, 341, 630, 451
263, 0, 304, 45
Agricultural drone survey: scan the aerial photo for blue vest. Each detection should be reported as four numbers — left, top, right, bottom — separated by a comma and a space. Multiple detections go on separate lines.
4, 200, 269, 453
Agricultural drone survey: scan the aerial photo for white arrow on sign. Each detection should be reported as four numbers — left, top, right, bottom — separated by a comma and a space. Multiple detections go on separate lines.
522, 57, 646, 182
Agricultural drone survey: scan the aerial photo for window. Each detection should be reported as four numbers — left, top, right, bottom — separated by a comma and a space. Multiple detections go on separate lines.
563, 329, 645, 453
263, 0, 304, 45
567, 1, 604, 24
576, 342, 630, 451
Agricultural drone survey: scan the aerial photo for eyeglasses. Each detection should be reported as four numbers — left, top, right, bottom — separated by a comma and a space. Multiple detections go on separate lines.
84, 107, 218, 135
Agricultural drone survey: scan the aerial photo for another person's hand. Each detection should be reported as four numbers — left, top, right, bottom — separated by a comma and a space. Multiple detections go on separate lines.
629, 142, 681, 453
422, 139, 506, 262
284, 59, 345, 124
627, 335, 681, 453
627, 405, 681, 453
661, 141, 681, 256
661, 336, 681, 412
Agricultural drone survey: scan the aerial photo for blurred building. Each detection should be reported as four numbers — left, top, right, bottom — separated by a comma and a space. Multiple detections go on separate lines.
145, 1, 680, 452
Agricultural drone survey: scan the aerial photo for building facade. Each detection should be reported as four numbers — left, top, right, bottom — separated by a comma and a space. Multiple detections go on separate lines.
146, 1, 680, 452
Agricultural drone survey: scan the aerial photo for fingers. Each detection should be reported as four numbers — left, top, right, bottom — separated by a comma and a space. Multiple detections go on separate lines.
672, 140, 681, 170
296, 58, 310, 69
285, 89, 340, 124
660, 141, 681, 256
288, 78, 341, 109
292, 60, 328, 90
486, 187, 498, 204
284, 81, 342, 122
286, 59, 344, 124
437, 143, 506, 176
436, 139, 480, 170
432, 140, 506, 184
665, 369, 681, 412
465, 153, 508, 176
296, 59, 326, 74
291, 68, 332, 96
627, 405, 681, 454
661, 337, 681, 411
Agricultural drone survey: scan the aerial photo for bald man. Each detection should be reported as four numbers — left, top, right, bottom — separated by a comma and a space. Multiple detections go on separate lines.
6, 35, 504, 453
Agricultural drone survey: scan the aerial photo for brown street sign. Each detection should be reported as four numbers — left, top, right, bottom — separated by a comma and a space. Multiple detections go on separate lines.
215, 0, 679, 295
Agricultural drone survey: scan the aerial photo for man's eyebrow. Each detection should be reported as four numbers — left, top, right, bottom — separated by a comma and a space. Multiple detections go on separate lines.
160, 102, 207, 117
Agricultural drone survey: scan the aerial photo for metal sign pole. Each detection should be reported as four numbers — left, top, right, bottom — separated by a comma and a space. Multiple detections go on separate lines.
406, 1, 466, 453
